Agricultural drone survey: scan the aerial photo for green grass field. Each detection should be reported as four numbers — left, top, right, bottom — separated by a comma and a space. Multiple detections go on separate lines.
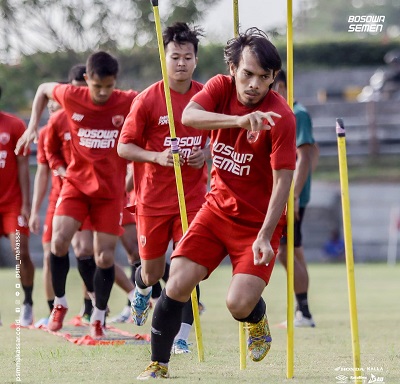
1, 263, 399, 384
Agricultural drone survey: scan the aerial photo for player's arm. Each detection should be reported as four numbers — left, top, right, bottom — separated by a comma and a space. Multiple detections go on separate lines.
252, 168, 294, 266
17, 154, 31, 223
29, 163, 51, 234
182, 101, 281, 132
118, 142, 184, 167
15, 82, 58, 155
45, 126, 67, 178
125, 165, 133, 192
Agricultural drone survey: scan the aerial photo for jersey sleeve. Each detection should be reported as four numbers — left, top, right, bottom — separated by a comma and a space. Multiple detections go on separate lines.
191, 75, 227, 112
45, 112, 67, 171
270, 111, 297, 170
52, 84, 69, 109
119, 96, 148, 147
36, 127, 48, 164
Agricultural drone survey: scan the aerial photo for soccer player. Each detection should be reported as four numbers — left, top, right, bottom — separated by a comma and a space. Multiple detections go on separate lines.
273, 69, 318, 328
136, 27, 296, 379
16, 51, 139, 339
0, 86, 35, 327
30, 65, 88, 323
118, 22, 209, 353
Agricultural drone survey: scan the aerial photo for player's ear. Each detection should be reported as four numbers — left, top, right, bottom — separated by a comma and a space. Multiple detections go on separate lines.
229, 63, 236, 77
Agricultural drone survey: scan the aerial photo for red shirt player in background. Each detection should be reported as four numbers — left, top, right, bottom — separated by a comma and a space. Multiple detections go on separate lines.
0, 86, 35, 327
16, 51, 139, 339
118, 22, 210, 354
136, 28, 296, 379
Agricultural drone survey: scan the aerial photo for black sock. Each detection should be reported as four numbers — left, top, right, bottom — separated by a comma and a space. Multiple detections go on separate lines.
47, 299, 54, 312
94, 265, 115, 310
84, 298, 93, 316
151, 281, 162, 299
234, 297, 266, 324
296, 292, 312, 318
130, 260, 141, 285
151, 290, 185, 364
135, 265, 149, 290
77, 256, 96, 292
50, 252, 69, 298
22, 285, 33, 305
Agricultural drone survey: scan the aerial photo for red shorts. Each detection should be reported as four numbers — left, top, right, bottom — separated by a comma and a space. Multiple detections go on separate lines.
122, 207, 136, 226
0, 208, 30, 237
136, 211, 197, 260
55, 180, 123, 236
172, 204, 284, 284
43, 199, 93, 243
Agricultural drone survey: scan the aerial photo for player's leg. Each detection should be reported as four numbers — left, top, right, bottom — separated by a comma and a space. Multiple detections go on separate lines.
72, 228, 95, 322
48, 214, 81, 331
91, 230, 118, 338
131, 214, 172, 326
137, 257, 206, 380
226, 218, 282, 362
110, 219, 137, 323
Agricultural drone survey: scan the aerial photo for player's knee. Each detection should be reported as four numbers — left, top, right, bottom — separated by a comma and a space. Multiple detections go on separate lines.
94, 250, 114, 269
165, 278, 192, 302
141, 268, 163, 287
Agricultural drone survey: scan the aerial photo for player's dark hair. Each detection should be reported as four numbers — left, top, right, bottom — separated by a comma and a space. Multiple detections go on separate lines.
224, 27, 282, 74
274, 68, 287, 87
68, 64, 86, 83
163, 22, 204, 55
86, 51, 119, 79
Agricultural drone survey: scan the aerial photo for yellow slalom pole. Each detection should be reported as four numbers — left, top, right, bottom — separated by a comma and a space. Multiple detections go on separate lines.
286, 0, 295, 379
232, 0, 247, 371
335, 118, 362, 380
150, 0, 204, 362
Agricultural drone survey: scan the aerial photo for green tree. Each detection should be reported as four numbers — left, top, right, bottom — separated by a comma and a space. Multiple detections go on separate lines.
0, 0, 220, 64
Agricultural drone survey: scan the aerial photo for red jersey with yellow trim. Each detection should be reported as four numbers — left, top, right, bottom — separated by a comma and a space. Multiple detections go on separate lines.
191, 75, 296, 224
53, 84, 138, 198
37, 125, 62, 203
119, 80, 208, 215
0, 112, 28, 210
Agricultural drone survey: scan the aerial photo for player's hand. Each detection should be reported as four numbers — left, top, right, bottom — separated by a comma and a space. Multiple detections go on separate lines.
29, 213, 40, 234
187, 146, 205, 169
238, 111, 281, 134
252, 236, 275, 266
156, 147, 184, 167
15, 129, 38, 156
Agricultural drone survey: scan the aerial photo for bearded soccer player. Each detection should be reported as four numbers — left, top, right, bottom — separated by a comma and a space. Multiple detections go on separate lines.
16, 52, 139, 338
136, 28, 296, 379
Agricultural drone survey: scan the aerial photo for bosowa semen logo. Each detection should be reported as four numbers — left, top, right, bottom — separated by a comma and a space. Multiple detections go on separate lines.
348, 15, 385, 33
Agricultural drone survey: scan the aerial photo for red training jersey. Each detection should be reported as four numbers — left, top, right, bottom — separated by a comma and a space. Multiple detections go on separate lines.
191, 75, 296, 224
0, 112, 28, 210
53, 84, 138, 199
37, 125, 63, 203
119, 80, 209, 215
